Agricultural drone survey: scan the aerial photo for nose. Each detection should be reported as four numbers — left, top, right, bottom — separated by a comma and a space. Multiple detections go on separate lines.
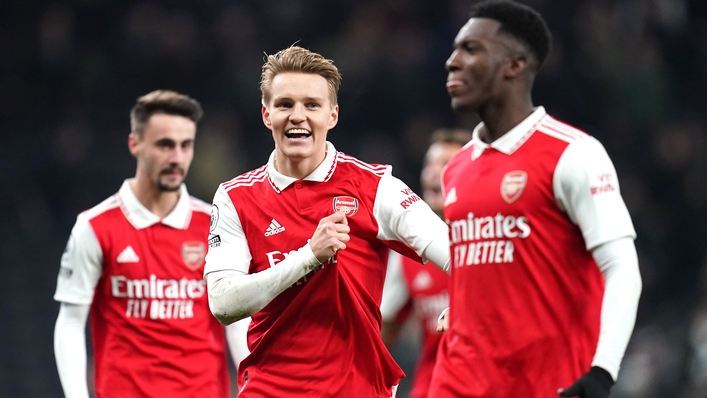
170, 146, 188, 165
446, 49, 461, 72
290, 103, 306, 124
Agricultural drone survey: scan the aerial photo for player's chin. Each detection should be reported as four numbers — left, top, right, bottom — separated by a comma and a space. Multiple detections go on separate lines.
450, 97, 477, 113
157, 177, 183, 192
280, 146, 312, 160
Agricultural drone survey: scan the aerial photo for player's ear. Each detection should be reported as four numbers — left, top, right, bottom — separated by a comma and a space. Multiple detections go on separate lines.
504, 53, 528, 79
262, 105, 272, 130
128, 132, 140, 157
328, 105, 339, 129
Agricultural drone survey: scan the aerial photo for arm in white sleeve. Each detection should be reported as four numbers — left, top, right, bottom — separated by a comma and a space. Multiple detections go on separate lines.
225, 317, 251, 369
422, 234, 451, 273
554, 136, 640, 379
54, 303, 91, 398
590, 237, 642, 380
374, 172, 450, 272
207, 244, 321, 325
380, 251, 410, 321
554, 136, 636, 249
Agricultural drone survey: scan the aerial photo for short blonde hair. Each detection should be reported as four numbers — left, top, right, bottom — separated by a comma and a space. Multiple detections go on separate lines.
260, 46, 342, 106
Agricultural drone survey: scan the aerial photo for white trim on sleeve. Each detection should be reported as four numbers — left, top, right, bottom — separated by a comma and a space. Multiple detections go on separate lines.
373, 172, 450, 269
553, 136, 636, 250
204, 185, 252, 276
53, 213, 103, 305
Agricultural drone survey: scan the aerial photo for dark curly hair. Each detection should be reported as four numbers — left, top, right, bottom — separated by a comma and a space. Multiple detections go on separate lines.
469, 0, 552, 71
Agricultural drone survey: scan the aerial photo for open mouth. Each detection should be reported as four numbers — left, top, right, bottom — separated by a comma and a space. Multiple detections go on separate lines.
285, 128, 312, 139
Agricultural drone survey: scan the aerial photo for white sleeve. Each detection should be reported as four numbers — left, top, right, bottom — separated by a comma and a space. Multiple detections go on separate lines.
54, 213, 103, 305
207, 244, 322, 325
380, 251, 410, 321
54, 303, 90, 398
204, 185, 252, 276
554, 137, 636, 250
374, 172, 450, 271
590, 237, 642, 380
225, 317, 251, 368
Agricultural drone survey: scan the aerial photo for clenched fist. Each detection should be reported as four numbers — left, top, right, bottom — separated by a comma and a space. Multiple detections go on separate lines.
310, 212, 350, 263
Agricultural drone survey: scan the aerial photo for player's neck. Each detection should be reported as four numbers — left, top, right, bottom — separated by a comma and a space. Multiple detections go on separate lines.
478, 97, 534, 144
274, 150, 326, 180
129, 177, 181, 219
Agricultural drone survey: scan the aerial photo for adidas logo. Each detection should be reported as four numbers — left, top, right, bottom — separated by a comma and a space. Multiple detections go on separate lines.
116, 246, 140, 263
264, 219, 285, 237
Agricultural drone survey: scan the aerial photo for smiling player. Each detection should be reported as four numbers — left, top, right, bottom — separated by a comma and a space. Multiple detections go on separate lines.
204, 46, 451, 397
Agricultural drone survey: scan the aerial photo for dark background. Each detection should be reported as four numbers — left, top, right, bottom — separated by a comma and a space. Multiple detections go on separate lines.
2, 0, 706, 397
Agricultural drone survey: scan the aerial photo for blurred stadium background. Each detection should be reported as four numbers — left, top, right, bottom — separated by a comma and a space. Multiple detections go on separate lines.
1, 0, 706, 396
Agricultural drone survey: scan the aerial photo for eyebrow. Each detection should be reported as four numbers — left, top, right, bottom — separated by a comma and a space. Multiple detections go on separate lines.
273, 95, 326, 102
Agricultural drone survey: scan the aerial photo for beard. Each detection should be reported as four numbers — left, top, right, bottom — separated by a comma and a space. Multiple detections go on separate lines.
157, 179, 181, 192
157, 167, 185, 192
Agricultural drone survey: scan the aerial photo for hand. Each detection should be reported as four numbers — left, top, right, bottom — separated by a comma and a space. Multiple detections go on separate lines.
436, 307, 449, 333
558, 367, 614, 398
309, 212, 350, 263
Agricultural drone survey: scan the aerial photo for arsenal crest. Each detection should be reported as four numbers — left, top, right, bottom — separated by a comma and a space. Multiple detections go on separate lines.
182, 241, 206, 270
332, 196, 359, 216
500, 171, 527, 203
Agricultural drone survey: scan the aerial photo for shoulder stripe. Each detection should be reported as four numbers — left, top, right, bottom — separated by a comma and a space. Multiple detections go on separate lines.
537, 126, 577, 143
538, 118, 587, 142
336, 153, 388, 176
224, 173, 268, 192
544, 116, 588, 137
223, 165, 268, 191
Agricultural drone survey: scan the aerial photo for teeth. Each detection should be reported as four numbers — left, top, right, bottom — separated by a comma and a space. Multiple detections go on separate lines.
286, 129, 310, 136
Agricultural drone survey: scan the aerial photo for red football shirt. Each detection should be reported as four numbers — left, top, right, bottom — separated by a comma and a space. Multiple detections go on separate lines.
380, 251, 449, 398
54, 180, 230, 398
205, 142, 449, 397
429, 108, 636, 397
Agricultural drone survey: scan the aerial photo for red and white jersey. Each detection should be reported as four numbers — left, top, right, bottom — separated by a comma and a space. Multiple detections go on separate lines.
380, 251, 449, 398
429, 107, 636, 397
205, 142, 449, 398
54, 180, 229, 398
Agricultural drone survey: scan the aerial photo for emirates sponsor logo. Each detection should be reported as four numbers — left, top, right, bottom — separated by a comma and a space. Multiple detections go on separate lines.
332, 196, 359, 216
500, 170, 527, 203
448, 212, 531, 267
110, 274, 206, 299
449, 212, 530, 244
112, 274, 206, 320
